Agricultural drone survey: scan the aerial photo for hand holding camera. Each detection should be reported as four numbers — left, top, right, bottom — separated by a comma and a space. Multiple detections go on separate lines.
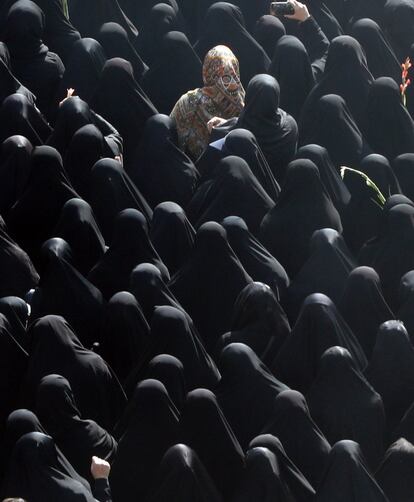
270, 0, 310, 22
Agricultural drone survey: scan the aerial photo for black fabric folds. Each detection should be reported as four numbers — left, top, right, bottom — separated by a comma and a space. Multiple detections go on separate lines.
31, 238, 104, 348
129, 113, 199, 207
98, 22, 148, 83
142, 31, 201, 114
0, 93, 51, 146
129, 262, 183, 322
299, 35, 373, 136
194, 2, 270, 87
64, 124, 106, 200
339, 266, 394, 358
366, 320, 414, 436
253, 15, 286, 59
5, 0, 65, 119
222, 128, 280, 202
68, 0, 137, 41
110, 379, 179, 501
180, 388, 245, 499
188, 156, 274, 236
55, 198, 106, 276
57, 38, 106, 104
359, 203, 414, 310
269, 35, 315, 121
170, 221, 252, 349
237, 74, 298, 180
216, 343, 289, 448
262, 390, 331, 488
351, 18, 400, 82
222, 217, 289, 299
91, 57, 157, 158
244, 434, 316, 501
24, 315, 126, 432
7, 145, 78, 260
287, 228, 356, 321
274, 293, 367, 393
125, 305, 220, 393
300, 93, 370, 168
295, 143, 351, 212
101, 291, 150, 384
218, 281, 290, 372
88, 208, 169, 300
0, 215, 39, 298
148, 443, 223, 502
376, 438, 414, 502
150, 202, 195, 276
35, 374, 117, 482
393, 154, 414, 202
366, 77, 414, 160
307, 346, 385, 470
146, 354, 186, 411
33, 0, 81, 63
3, 432, 96, 502
260, 159, 342, 278
315, 440, 388, 501
0, 135, 33, 217
89, 157, 152, 240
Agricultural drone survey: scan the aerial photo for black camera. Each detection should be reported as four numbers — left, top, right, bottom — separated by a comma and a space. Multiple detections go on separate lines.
270, 1, 295, 15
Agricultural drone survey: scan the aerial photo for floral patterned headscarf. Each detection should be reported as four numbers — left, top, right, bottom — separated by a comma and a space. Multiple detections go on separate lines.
202, 45, 245, 115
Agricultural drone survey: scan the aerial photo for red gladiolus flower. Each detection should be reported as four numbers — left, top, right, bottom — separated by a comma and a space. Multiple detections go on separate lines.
401, 57, 412, 107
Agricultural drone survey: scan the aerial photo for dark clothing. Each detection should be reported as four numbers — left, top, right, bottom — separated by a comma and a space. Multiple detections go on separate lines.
187, 155, 274, 236
194, 2, 270, 88
260, 159, 342, 278
88, 158, 152, 241
307, 346, 385, 470
7, 145, 78, 261
88, 208, 169, 300
57, 38, 106, 105
91, 57, 157, 158
262, 390, 331, 488
366, 320, 414, 436
351, 18, 400, 82
31, 237, 105, 348
217, 281, 290, 376
216, 343, 289, 448
148, 444, 223, 502
23, 315, 127, 431
300, 35, 373, 138
5, 0, 65, 120
149, 202, 195, 276
315, 440, 389, 501
33, 0, 81, 63
365, 77, 414, 160
110, 379, 179, 501
36, 374, 117, 483
129, 114, 199, 208
170, 221, 252, 350
98, 22, 148, 83
237, 74, 298, 180
339, 266, 394, 359
55, 198, 106, 276
274, 293, 367, 393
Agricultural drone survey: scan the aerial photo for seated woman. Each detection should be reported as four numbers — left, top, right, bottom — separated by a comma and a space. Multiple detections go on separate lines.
170, 45, 245, 161
4, 0, 65, 121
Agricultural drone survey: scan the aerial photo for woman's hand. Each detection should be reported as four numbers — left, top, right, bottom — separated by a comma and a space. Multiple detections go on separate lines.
59, 88, 75, 107
284, 0, 310, 22
91, 456, 111, 480
207, 116, 227, 133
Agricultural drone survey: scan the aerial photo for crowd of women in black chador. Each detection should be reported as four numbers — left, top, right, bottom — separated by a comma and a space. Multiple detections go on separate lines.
2, 0, 414, 500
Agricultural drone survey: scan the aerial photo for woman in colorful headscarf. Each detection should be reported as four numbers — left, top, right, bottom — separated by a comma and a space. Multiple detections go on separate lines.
170, 45, 245, 160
